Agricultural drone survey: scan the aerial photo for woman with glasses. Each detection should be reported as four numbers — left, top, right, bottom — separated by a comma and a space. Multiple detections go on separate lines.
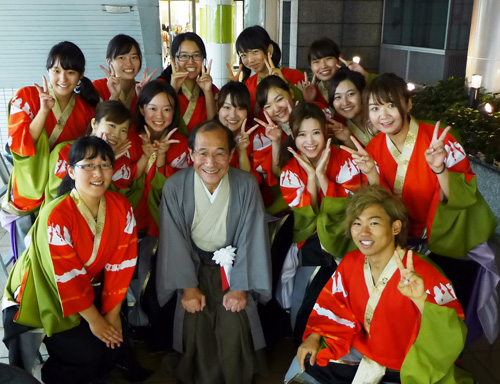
158, 32, 217, 136
2, 136, 140, 383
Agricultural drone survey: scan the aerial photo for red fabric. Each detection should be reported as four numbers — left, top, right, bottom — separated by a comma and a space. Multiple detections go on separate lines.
304, 249, 464, 370
178, 85, 220, 134
9, 86, 94, 156
93, 78, 139, 115
365, 122, 473, 238
47, 192, 137, 316
280, 145, 362, 208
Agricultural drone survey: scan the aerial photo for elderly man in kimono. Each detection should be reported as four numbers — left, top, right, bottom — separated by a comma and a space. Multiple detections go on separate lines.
156, 120, 272, 384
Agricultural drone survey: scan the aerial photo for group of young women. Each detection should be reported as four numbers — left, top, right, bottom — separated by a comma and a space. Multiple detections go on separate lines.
1, 23, 497, 384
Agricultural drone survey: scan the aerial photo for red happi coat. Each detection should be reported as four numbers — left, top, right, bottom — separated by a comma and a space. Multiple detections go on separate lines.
7, 87, 94, 212
365, 121, 473, 239
304, 249, 465, 371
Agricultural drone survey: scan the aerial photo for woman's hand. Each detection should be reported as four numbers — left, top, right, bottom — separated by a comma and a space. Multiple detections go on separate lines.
394, 250, 427, 313
288, 147, 316, 177
97, 132, 132, 159
226, 63, 243, 82
302, 72, 317, 103
135, 67, 158, 95
155, 128, 180, 156
315, 138, 332, 177
264, 52, 286, 82
425, 121, 450, 173
297, 333, 321, 370
99, 64, 121, 100
196, 60, 213, 94
255, 111, 282, 143
339, 57, 368, 78
327, 118, 353, 147
33, 76, 55, 112
139, 126, 156, 158
235, 119, 259, 152
340, 136, 376, 175
170, 57, 189, 92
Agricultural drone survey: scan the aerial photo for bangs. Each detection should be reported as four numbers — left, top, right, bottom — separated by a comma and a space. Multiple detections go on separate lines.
308, 38, 341, 62
219, 82, 250, 112
46, 42, 85, 73
236, 28, 268, 53
69, 136, 115, 166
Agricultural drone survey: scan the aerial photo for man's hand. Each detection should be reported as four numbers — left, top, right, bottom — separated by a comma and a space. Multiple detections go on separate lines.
222, 290, 247, 312
297, 333, 321, 370
181, 287, 206, 313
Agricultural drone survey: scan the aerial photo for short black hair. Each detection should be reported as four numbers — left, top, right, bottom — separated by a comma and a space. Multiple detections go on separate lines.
188, 120, 236, 153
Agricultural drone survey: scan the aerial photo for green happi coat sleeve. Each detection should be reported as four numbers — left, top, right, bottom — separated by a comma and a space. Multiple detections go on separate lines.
148, 172, 168, 226
292, 196, 356, 258
43, 141, 73, 207
3, 194, 81, 336
110, 173, 145, 210
3, 131, 50, 216
317, 196, 357, 258
428, 172, 497, 257
401, 302, 474, 383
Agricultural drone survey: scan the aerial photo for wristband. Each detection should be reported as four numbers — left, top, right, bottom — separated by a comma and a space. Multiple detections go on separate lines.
432, 163, 446, 175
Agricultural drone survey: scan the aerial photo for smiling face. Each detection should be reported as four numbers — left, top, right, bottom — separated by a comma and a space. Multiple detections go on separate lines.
189, 128, 233, 193
91, 117, 129, 150
294, 118, 326, 164
68, 154, 113, 204
350, 204, 401, 259
333, 80, 363, 120
263, 87, 294, 123
139, 92, 174, 134
47, 60, 81, 99
108, 46, 141, 80
239, 48, 269, 76
310, 56, 339, 82
368, 95, 411, 138
218, 95, 248, 132
176, 40, 204, 80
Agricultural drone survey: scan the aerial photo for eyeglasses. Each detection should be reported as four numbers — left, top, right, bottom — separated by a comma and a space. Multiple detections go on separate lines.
191, 150, 229, 161
75, 163, 113, 171
176, 53, 203, 62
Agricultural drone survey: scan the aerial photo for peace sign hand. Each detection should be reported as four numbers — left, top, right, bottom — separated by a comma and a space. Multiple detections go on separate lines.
139, 126, 156, 158
302, 72, 317, 103
170, 57, 189, 92
394, 250, 427, 312
156, 128, 180, 156
254, 111, 282, 143
288, 146, 316, 177
327, 118, 353, 146
425, 121, 451, 173
100, 64, 121, 100
235, 119, 259, 151
315, 138, 332, 177
197, 59, 213, 94
264, 52, 286, 82
33, 76, 55, 112
226, 63, 243, 82
340, 136, 375, 175
135, 67, 158, 95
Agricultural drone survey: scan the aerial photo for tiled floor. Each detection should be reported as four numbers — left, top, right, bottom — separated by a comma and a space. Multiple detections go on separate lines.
1, 223, 500, 383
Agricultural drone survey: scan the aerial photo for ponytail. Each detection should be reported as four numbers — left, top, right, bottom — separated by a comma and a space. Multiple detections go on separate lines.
278, 134, 296, 169
77, 76, 100, 108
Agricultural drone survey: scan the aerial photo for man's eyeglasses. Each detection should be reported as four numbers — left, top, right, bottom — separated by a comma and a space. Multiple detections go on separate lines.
75, 163, 113, 171
191, 150, 229, 161
176, 53, 204, 62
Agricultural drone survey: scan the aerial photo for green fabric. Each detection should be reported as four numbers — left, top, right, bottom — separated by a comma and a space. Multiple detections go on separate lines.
4, 194, 81, 336
148, 172, 167, 226
401, 302, 474, 383
317, 197, 357, 258
111, 173, 145, 210
43, 140, 73, 207
292, 196, 356, 258
264, 184, 289, 215
290, 83, 304, 103
5, 131, 50, 215
428, 172, 497, 257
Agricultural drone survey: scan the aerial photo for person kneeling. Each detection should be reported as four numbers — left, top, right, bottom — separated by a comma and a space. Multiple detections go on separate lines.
286, 185, 473, 384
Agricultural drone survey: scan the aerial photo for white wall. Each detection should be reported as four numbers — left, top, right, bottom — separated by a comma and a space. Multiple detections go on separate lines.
0, 0, 162, 89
